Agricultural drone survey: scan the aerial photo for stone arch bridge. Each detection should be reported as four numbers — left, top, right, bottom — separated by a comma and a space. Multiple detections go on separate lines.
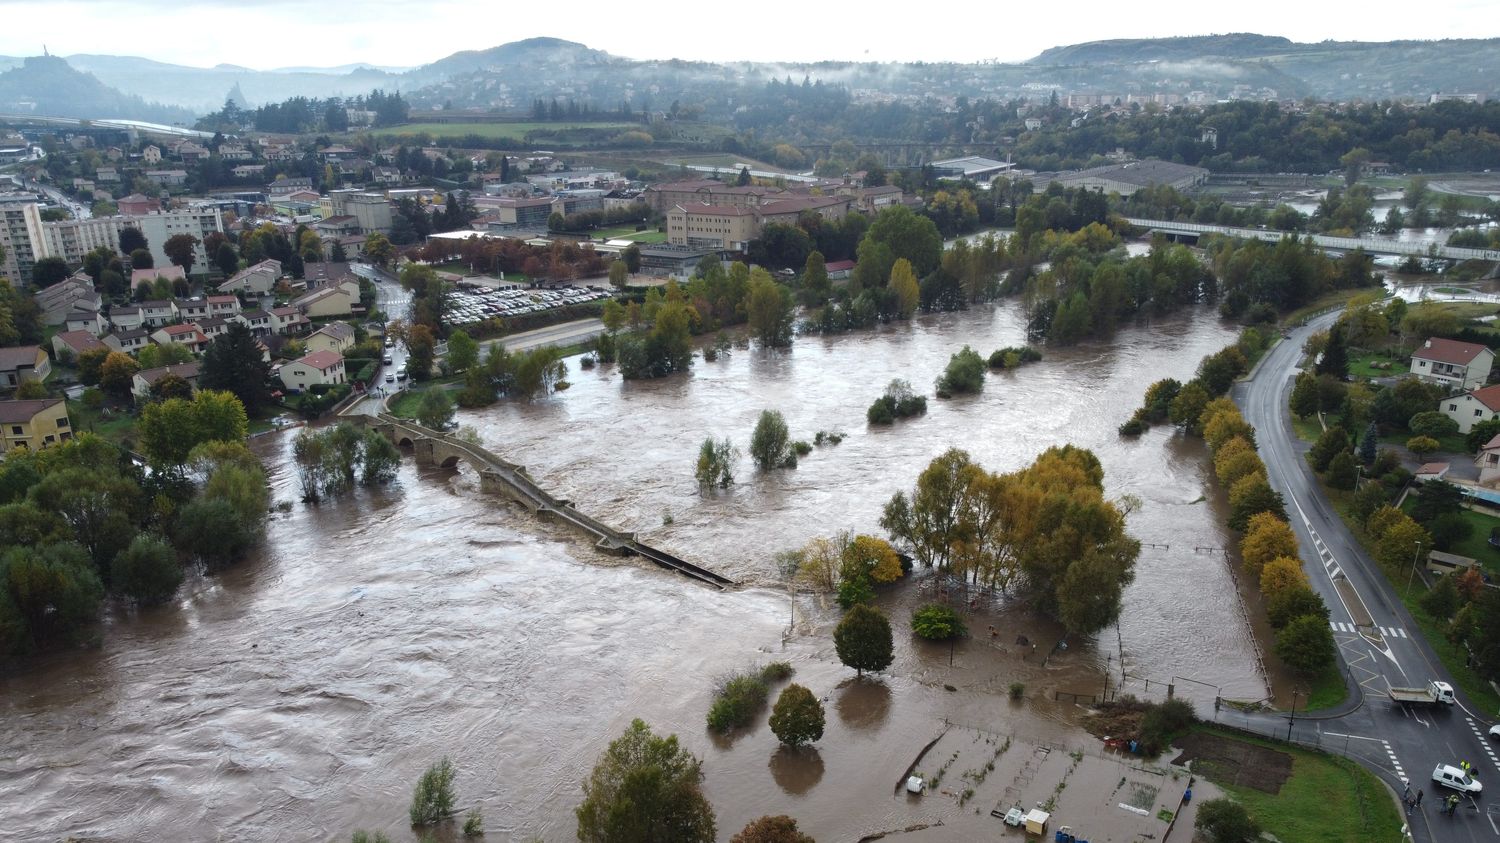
359, 413, 735, 590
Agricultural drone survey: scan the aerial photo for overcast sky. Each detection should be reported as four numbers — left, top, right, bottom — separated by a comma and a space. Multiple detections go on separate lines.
3, 0, 1497, 69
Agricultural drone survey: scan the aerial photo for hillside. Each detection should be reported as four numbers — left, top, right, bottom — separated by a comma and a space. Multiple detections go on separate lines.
1030, 34, 1296, 64
0, 55, 194, 123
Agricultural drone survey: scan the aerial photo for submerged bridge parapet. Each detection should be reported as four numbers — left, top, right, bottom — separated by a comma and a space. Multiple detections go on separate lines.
363, 414, 735, 589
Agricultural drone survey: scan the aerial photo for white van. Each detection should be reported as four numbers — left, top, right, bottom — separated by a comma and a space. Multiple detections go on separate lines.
1433, 764, 1482, 794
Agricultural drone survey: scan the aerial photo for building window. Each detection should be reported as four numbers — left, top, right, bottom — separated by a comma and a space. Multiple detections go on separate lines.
57, 418, 68, 428
9, 425, 19, 435
1451, 404, 1459, 411
1478, 410, 1484, 417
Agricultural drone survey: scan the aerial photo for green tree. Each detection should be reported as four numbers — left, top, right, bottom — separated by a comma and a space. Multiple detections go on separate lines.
199, 323, 272, 415
163, 233, 200, 275
576, 719, 716, 843
446, 329, 479, 373
801, 250, 830, 306
1406, 435, 1439, 461
935, 345, 985, 396
120, 227, 148, 255
148, 373, 194, 403
215, 241, 240, 277
622, 243, 642, 273
1326, 450, 1358, 490
1289, 371, 1317, 419
609, 260, 629, 288
888, 258, 920, 319
407, 324, 436, 381
139, 390, 248, 467
602, 299, 626, 333
1308, 426, 1350, 472
1409, 411, 1459, 439
364, 232, 395, 267
859, 205, 943, 276
1314, 324, 1348, 379
695, 437, 738, 490
174, 497, 255, 567
1194, 798, 1260, 843
768, 683, 825, 747
1275, 613, 1336, 675
1227, 472, 1286, 531
750, 409, 794, 470
730, 815, 815, 843
110, 533, 183, 605
1168, 381, 1210, 429
746, 270, 795, 348
30, 256, 69, 288
408, 757, 457, 826
416, 388, 455, 430
834, 603, 894, 677
130, 248, 154, 270
138, 341, 196, 370
1468, 418, 1500, 452
98, 351, 140, 400
1267, 585, 1330, 629
911, 603, 966, 640
0, 542, 104, 653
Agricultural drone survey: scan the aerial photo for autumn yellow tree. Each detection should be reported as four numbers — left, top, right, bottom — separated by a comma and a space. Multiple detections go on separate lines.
1240, 512, 1299, 578
888, 258, 920, 320
796, 535, 844, 592
1213, 436, 1264, 487
1260, 556, 1309, 598
843, 534, 903, 584
1204, 406, 1256, 452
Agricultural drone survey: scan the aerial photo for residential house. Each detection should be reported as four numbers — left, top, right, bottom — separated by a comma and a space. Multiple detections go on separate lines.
313, 216, 360, 237
267, 177, 314, 195
108, 305, 144, 332
172, 297, 211, 322
72, 178, 95, 193
292, 279, 357, 319
52, 330, 106, 360
95, 167, 120, 184
1410, 338, 1495, 391
271, 305, 310, 335
1440, 385, 1500, 434
825, 259, 855, 280
142, 145, 161, 165
1477, 434, 1500, 487
0, 398, 72, 450
64, 309, 108, 335
137, 300, 175, 328
145, 170, 189, 187
103, 328, 150, 354
34, 277, 100, 326
304, 322, 355, 355
117, 193, 156, 216
196, 316, 232, 340
207, 295, 241, 317
279, 350, 346, 391
231, 164, 266, 179
235, 309, 273, 336
132, 362, 201, 399
217, 144, 252, 161
173, 141, 208, 162
0, 345, 50, 390
150, 324, 209, 353
318, 145, 355, 162
219, 259, 281, 296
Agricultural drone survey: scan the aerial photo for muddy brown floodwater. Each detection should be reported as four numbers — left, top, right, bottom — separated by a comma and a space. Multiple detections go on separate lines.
1, 302, 1290, 842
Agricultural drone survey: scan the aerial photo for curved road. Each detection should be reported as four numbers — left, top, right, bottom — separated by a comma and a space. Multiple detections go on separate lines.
1231, 313, 1500, 841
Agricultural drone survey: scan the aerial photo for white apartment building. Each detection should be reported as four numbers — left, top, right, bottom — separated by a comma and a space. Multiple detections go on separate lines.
0, 196, 44, 284
31, 207, 224, 274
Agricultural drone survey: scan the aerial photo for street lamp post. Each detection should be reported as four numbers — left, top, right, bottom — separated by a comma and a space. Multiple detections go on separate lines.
1406, 540, 1422, 597
1287, 689, 1303, 742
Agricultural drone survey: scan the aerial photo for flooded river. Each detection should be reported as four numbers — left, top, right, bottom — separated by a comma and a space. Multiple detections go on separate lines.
2, 302, 1284, 842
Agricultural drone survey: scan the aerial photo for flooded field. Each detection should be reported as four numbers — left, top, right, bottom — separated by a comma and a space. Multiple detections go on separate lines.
1, 302, 1284, 841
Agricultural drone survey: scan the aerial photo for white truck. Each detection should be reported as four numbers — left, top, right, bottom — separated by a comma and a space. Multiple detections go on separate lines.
1388, 680, 1456, 707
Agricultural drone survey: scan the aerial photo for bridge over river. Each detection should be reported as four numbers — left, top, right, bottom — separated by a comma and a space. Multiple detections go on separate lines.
1124, 217, 1500, 262
359, 413, 736, 590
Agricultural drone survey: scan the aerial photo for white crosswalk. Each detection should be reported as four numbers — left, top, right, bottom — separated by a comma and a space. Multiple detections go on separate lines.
1328, 621, 1407, 638
1383, 738, 1405, 779
1464, 717, 1499, 769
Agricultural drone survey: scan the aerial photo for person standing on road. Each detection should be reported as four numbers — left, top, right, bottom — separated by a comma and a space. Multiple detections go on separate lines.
1416, 789, 1423, 807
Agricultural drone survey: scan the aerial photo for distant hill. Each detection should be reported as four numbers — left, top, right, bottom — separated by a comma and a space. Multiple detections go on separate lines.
402, 37, 613, 86
63, 54, 400, 114
0, 55, 194, 123
1030, 34, 1296, 64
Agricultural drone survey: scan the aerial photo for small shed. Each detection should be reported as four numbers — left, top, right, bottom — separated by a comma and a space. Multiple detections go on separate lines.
1427, 549, 1480, 575
1024, 808, 1051, 834
1416, 462, 1451, 481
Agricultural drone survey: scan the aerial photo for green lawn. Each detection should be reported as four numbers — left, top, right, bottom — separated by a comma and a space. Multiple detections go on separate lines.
1346, 347, 1406, 380
1303, 664, 1348, 711
373, 121, 635, 141
615, 230, 667, 244
1189, 726, 1400, 843
67, 399, 136, 447
1291, 414, 1324, 444
1378, 430, 1469, 456
387, 390, 423, 419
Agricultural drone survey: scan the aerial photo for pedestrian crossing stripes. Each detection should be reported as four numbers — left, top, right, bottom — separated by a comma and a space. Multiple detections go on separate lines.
1464, 717, 1499, 767
1383, 738, 1405, 779
1328, 621, 1407, 637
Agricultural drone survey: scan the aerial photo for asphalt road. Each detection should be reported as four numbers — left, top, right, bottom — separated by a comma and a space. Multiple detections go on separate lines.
480, 318, 605, 355
1232, 313, 1500, 841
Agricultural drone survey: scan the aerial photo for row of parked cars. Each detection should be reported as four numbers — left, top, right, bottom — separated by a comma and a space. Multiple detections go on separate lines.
446, 284, 612, 327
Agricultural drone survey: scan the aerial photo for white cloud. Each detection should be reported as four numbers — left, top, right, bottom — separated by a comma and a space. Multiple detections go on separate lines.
0, 0, 1493, 69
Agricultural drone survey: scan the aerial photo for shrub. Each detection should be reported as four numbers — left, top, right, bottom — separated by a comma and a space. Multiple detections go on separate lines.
408, 758, 457, 826
462, 808, 483, 837
935, 345, 986, 396
834, 604, 894, 676
1195, 798, 1260, 843
760, 661, 795, 682
792, 440, 812, 457
706, 670, 770, 733
911, 604, 967, 640
695, 437, 738, 490
868, 379, 927, 424
1275, 614, 1337, 675
1009, 682, 1025, 700
750, 410, 795, 470
110, 534, 184, 605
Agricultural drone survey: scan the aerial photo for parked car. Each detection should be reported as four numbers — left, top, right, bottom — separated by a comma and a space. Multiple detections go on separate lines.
385, 374, 395, 383
1433, 763, 1482, 794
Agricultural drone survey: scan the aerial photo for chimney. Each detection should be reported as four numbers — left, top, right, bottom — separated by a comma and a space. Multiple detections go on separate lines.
1425, 340, 1433, 348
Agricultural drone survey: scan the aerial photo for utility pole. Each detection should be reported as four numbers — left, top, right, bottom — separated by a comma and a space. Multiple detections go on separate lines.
1286, 689, 1302, 742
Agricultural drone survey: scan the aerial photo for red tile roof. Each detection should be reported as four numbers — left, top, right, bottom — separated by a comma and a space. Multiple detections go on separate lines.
1468, 384, 1500, 412
298, 350, 344, 370
1413, 337, 1490, 366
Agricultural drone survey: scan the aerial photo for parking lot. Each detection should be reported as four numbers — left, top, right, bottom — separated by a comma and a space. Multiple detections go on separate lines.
446, 284, 612, 327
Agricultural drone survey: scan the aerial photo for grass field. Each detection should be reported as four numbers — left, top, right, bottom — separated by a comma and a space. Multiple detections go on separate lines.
374, 121, 636, 141
1186, 726, 1400, 843
1303, 663, 1349, 711
1346, 347, 1406, 380
67, 399, 135, 447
